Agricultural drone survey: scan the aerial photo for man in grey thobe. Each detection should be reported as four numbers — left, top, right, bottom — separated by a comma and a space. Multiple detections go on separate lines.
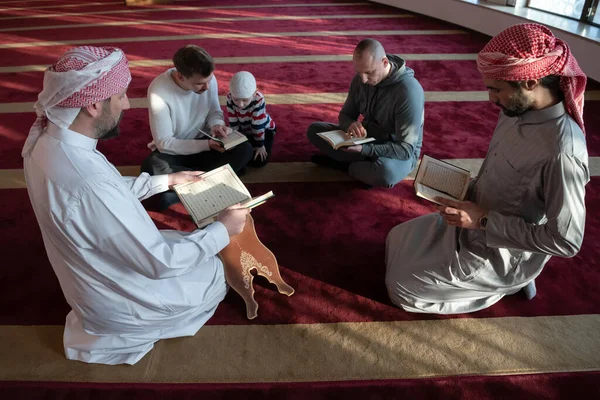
385, 23, 589, 314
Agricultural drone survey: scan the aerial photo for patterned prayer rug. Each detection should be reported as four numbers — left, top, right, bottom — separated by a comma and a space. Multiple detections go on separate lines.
0, 0, 599, 398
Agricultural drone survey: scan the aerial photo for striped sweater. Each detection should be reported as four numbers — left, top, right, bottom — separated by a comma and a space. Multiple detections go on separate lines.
226, 91, 276, 147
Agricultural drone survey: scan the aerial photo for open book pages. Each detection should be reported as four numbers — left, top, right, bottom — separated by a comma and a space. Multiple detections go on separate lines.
316, 129, 375, 150
199, 128, 248, 150
413, 155, 471, 205
173, 164, 274, 228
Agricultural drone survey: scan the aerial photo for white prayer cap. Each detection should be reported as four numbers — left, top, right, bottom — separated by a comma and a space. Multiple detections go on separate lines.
229, 71, 257, 99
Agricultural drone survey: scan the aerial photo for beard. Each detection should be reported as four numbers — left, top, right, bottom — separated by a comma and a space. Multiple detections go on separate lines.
496, 89, 533, 117
96, 111, 124, 140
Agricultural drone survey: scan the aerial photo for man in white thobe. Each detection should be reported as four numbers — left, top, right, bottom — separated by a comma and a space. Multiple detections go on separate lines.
23, 46, 249, 365
385, 24, 589, 314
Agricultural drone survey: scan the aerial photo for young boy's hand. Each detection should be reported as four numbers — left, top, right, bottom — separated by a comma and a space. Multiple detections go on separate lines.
211, 124, 229, 138
254, 146, 268, 162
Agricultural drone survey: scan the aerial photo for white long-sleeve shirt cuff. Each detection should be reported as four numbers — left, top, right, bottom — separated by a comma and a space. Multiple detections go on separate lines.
150, 174, 170, 193
208, 119, 226, 128
123, 173, 170, 201
193, 139, 211, 153
200, 221, 230, 253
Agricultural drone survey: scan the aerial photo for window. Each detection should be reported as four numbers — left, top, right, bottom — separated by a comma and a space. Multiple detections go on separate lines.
528, 0, 599, 26
529, 0, 586, 19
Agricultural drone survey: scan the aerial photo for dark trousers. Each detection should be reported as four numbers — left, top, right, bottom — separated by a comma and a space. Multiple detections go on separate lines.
306, 122, 420, 188
140, 141, 253, 209
248, 127, 276, 168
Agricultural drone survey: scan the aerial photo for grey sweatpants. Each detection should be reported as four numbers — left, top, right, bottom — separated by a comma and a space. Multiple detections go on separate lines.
307, 122, 417, 188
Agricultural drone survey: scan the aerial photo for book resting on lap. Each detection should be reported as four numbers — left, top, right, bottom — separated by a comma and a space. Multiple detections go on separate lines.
316, 129, 375, 150
199, 128, 248, 150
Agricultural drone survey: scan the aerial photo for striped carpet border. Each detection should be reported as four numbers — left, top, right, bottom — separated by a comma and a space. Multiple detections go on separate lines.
0, 2, 373, 21
0, 14, 414, 33
1, 315, 599, 382
0, 1, 122, 12
2, 91, 599, 113
2, 0, 599, 387
0, 54, 480, 73
2, 158, 600, 189
0, 0, 58, 5
0, 30, 467, 49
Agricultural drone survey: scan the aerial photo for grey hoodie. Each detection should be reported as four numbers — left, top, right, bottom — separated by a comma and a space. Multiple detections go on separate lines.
338, 54, 424, 160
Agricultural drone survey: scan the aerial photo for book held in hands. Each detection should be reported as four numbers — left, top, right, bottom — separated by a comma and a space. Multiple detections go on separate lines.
173, 164, 274, 228
414, 155, 471, 205
316, 129, 375, 150
199, 128, 248, 150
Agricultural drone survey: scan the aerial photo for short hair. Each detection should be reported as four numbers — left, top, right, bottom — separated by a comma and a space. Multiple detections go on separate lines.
354, 38, 386, 60
172, 45, 214, 78
508, 75, 563, 100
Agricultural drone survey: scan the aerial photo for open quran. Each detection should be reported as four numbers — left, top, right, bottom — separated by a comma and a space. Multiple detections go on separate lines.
414, 155, 471, 204
199, 128, 248, 150
173, 164, 274, 228
316, 129, 375, 150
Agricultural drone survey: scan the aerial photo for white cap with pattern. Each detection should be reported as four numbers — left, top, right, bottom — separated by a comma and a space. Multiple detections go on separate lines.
229, 71, 257, 99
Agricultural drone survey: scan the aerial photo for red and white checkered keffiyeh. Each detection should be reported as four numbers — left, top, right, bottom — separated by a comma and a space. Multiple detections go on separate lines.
22, 46, 132, 157
477, 23, 587, 133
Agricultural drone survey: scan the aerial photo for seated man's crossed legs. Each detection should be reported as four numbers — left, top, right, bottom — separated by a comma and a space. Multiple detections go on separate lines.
141, 141, 253, 209
307, 122, 416, 188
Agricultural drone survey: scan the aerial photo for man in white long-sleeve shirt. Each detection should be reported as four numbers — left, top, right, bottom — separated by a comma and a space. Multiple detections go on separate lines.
23, 46, 249, 365
141, 45, 253, 209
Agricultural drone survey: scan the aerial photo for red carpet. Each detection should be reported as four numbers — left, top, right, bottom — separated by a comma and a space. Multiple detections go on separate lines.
0, 33, 491, 66
1, 371, 600, 400
3, 60, 499, 102
3, 101, 600, 168
2, 179, 600, 326
0, 16, 456, 44
0, 3, 395, 25
1, 0, 599, 397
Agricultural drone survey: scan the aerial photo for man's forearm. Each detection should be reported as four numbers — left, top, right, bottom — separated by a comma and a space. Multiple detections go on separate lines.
485, 211, 583, 258
361, 141, 413, 160
157, 137, 210, 155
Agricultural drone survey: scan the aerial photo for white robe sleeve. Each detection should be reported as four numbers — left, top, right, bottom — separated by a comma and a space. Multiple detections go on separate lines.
66, 178, 230, 279
485, 154, 588, 257
121, 173, 169, 201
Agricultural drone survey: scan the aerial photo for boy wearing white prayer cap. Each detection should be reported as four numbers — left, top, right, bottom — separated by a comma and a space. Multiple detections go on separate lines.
227, 71, 277, 167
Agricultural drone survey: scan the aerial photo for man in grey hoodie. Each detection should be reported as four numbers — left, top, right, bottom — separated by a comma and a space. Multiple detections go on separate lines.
307, 39, 424, 188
